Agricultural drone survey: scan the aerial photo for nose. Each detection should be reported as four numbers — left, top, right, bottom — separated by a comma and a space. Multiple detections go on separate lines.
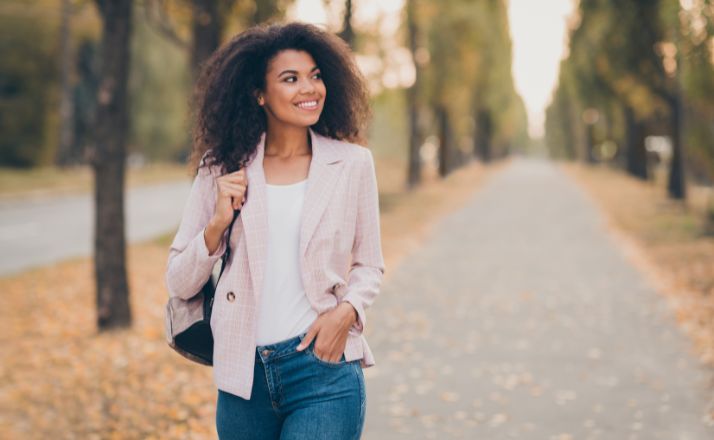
298, 76, 316, 94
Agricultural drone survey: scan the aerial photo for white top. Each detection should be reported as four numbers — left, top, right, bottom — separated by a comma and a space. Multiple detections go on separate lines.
254, 179, 318, 346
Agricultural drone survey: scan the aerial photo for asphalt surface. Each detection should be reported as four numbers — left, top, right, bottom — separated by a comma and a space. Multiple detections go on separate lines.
361, 157, 714, 439
0, 180, 191, 276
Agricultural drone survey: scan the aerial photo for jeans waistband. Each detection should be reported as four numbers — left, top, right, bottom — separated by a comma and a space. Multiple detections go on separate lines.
256, 331, 309, 364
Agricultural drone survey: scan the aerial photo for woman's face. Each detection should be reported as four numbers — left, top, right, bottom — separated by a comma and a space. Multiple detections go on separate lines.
259, 49, 327, 129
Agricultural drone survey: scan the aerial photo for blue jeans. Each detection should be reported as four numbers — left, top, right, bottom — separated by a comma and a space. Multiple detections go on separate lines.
216, 331, 366, 439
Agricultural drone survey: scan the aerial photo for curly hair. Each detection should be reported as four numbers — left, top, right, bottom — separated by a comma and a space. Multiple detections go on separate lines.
190, 22, 372, 174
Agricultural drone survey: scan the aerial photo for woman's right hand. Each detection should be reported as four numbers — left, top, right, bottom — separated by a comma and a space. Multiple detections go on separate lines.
212, 169, 248, 228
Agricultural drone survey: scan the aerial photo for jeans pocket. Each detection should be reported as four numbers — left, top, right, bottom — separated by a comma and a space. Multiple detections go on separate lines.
306, 342, 348, 368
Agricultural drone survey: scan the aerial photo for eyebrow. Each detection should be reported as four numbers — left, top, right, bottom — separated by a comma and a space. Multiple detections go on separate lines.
278, 66, 320, 77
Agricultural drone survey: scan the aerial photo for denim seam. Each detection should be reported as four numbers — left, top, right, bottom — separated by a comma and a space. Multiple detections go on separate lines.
352, 362, 366, 440
261, 359, 282, 415
274, 361, 285, 411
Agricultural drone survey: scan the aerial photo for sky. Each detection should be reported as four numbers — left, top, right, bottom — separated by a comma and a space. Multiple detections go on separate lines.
289, 0, 576, 140
508, 0, 576, 138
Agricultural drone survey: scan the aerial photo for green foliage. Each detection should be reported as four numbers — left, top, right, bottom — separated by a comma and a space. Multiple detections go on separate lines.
369, 88, 408, 160
129, 9, 192, 161
416, 0, 528, 160
680, 0, 714, 181
545, 61, 580, 160
546, 0, 714, 181
0, 9, 58, 168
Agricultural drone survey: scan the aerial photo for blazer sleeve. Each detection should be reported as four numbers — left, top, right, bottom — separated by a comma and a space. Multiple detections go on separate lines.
339, 148, 386, 334
165, 157, 229, 300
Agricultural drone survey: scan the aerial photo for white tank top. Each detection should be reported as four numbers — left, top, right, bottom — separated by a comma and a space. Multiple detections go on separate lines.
254, 179, 318, 346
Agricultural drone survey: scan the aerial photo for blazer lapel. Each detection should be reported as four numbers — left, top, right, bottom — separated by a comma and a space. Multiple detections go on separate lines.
299, 128, 345, 258
240, 133, 268, 302
239, 128, 345, 303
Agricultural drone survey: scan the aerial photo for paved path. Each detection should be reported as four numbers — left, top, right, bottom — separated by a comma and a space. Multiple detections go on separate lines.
0, 180, 191, 276
362, 157, 714, 439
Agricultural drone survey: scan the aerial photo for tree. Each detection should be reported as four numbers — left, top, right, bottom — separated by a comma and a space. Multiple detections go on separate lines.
91, 0, 133, 329
548, 1, 651, 172
338, 0, 355, 47
0, 6, 56, 167
190, 0, 241, 80
405, 0, 423, 188
419, 0, 526, 176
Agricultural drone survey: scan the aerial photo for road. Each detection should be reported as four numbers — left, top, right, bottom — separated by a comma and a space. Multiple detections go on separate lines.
362, 157, 714, 439
0, 180, 191, 276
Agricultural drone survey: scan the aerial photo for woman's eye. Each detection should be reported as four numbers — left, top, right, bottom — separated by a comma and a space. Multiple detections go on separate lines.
283, 73, 320, 83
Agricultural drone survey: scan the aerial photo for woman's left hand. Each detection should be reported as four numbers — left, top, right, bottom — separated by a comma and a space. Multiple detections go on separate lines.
296, 302, 357, 363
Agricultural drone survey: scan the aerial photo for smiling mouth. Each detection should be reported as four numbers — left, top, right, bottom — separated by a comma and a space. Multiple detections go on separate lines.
294, 100, 319, 110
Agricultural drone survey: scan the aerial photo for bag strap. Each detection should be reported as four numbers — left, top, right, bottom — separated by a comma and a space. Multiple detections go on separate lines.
199, 154, 240, 284
217, 209, 239, 282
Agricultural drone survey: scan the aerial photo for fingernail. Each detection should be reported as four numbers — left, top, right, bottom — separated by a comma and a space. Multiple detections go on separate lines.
296, 344, 303, 351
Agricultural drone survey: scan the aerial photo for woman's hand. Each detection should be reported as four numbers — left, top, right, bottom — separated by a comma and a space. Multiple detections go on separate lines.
213, 169, 248, 227
295, 303, 357, 363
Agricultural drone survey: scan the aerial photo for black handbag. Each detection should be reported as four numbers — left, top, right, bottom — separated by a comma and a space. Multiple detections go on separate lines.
164, 209, 240, 366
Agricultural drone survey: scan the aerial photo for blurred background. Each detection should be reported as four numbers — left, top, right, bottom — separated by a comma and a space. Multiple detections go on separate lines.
1, 0, 714, 438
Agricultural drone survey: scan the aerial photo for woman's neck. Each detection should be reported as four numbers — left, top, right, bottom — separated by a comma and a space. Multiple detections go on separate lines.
264, 124, 311, 159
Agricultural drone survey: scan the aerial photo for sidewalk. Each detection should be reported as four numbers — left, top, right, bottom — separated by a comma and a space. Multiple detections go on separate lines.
361, 157, 714, 439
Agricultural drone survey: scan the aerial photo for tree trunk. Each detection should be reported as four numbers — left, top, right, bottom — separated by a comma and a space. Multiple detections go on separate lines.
585, 123, 596, 164
474, 107, 492, 163
604, 109, 617, 163
624, 105, 648, 180
338, 0, 355, 47
92, 0, 132, 330
406, 0, 421, 189
667, 0, 686, 201
437, 104, 452, 177
667, 92, 686, 199
191, 0, 222, 81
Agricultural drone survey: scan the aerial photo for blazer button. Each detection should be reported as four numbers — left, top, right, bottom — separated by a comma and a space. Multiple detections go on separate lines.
226, 291, 235, 302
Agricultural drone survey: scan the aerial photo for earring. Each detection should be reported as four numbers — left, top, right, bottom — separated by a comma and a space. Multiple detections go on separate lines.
257, 96, 264, 106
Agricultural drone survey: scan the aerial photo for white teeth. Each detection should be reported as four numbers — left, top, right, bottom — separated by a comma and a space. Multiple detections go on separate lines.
296, 100, 317, 109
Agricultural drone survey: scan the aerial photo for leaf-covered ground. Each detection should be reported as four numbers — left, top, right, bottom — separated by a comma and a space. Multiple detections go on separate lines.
0, 158, 503, 439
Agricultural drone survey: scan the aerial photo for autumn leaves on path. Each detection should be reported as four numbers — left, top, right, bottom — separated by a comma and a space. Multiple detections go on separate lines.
362, 157, 714, 439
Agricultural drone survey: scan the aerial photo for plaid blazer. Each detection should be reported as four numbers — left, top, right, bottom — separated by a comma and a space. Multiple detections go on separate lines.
165, 128, 385, 399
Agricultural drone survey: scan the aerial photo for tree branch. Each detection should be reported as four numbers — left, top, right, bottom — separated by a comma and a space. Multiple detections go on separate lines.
143, 0, 190, 50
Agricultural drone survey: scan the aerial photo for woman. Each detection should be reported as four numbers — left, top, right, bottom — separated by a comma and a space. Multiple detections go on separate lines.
165, 22, 385, 439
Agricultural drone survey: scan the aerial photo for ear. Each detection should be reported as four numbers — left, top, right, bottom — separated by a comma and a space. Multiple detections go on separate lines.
253, 90, 264, 106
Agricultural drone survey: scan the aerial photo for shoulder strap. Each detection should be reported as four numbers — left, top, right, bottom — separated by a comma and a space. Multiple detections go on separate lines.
220, 209, 239, 271
216, 198, 241, 282
201, 159, 240, 283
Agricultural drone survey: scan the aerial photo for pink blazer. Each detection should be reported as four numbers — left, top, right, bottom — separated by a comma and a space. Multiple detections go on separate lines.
165, 128, 385, 399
